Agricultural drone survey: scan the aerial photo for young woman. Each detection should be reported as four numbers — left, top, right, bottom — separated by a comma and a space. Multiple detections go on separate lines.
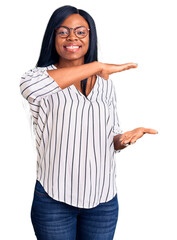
19, 5, 158, 240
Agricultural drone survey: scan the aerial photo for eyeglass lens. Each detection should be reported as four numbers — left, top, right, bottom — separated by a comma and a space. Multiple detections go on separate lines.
56, 26, 88, 38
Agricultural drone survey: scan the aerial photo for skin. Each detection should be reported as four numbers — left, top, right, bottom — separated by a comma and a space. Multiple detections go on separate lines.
54, 13, 158, 151
113, 128, 158, 151
55, 14, 89, 66
54, 13, 96, 95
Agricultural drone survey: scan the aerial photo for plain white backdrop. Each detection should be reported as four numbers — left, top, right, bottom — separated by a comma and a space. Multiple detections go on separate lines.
1, 0, 177, 239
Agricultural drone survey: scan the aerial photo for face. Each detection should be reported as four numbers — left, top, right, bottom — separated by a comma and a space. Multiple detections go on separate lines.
55, 14, 90, 63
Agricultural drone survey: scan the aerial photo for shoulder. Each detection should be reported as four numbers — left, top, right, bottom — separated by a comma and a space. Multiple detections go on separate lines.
31, 64, 56, 71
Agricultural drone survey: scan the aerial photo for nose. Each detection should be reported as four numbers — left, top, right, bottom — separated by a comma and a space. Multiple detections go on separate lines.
67, 28, 78, 41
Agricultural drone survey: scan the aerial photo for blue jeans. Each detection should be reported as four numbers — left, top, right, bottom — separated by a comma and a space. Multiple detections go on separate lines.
30, 180, 119, 240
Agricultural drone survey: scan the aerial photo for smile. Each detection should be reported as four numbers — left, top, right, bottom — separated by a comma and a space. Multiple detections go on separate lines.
65, 46, 80, 49
63, 45, 82, 52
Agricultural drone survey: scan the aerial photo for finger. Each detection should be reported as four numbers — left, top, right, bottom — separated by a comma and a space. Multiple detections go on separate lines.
123, 135, 134, 144
120, 131, 133, 140
120, 134, 135, 146
109, 62, 138, 74
124, 134, 138, 145
119, 133, 130, 143
143, 128, 158, 134
129, 136, 137, 144
117, 63, 138, 72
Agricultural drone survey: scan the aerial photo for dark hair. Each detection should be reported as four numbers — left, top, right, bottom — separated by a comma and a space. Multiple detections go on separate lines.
36, 5, 98, 97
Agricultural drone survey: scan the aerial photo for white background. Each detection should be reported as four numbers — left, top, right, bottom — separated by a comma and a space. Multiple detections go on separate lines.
1, 0, 177, 239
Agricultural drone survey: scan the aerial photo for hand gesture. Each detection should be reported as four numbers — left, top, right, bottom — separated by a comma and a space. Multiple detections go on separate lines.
119, 127, 158, 146
98, 62, 138, 80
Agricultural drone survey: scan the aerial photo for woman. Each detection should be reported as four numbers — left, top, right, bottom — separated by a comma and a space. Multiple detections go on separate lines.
19, 5, 158, 240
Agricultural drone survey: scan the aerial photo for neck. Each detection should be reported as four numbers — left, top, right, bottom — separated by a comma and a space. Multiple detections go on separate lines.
57, 57, 84, 68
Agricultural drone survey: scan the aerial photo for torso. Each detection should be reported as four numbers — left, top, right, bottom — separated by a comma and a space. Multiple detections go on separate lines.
73, 75, 97, 97
53, 63, 97, 97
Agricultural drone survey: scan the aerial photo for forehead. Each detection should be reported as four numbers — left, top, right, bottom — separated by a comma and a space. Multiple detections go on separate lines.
60, 14, 89, 28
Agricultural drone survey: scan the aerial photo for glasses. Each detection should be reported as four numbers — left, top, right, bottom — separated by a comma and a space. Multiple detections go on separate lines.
55, 26, 90, 39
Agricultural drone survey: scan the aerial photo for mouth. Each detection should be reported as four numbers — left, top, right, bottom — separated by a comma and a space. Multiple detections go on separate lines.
63, 45, 82, 52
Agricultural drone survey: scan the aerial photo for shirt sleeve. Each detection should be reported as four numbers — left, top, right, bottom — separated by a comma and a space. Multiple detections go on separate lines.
110, 80, 124, 153
19, 66, 63, 103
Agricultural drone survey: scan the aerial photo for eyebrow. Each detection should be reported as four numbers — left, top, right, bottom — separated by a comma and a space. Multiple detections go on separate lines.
59, 25, 86, 29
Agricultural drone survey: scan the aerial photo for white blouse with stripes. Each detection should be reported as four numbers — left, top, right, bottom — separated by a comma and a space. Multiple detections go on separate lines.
19, 64, 123, 209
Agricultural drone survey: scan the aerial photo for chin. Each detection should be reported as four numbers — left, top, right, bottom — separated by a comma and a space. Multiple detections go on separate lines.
62, 55, 85, 61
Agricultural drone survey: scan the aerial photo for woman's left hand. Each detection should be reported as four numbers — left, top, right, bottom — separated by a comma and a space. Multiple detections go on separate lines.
119, 127, 158, 146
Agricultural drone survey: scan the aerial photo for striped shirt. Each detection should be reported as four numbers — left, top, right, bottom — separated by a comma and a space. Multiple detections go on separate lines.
19, 64, 123, 209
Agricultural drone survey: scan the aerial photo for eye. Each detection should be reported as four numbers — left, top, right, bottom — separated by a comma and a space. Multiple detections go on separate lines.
56, 27, 69, 36
58, 30, 68, 35
77, 31, 85, 35
76, 27, 88, 37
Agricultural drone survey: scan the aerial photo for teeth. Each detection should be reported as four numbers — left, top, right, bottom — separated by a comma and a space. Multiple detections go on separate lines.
66, 46, 80, 49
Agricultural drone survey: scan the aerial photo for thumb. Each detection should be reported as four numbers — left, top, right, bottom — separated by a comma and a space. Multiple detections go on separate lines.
118, 62, 138, 72
143, 128, 158, 134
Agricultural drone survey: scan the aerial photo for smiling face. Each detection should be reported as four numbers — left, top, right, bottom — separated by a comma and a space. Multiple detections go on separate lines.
55, 14, 90, 66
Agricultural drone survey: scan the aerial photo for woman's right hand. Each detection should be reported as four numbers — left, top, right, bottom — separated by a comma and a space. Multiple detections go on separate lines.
97, 62, 138, 80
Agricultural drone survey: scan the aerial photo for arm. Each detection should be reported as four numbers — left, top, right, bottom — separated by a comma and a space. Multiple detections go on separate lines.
46, 61, 102, 89
19, 61, 102, 103
19, 66, 62, 103
20, 62, 138, 103
110, 80, 124, 153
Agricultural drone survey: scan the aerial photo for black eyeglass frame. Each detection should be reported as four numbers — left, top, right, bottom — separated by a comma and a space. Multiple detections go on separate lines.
55, 25, 90, 39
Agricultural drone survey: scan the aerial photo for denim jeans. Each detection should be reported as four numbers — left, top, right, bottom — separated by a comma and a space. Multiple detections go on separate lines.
30, 180, 119, 240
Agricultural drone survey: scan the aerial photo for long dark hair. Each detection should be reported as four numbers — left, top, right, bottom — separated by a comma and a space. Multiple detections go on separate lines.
36, 5, 98, 97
